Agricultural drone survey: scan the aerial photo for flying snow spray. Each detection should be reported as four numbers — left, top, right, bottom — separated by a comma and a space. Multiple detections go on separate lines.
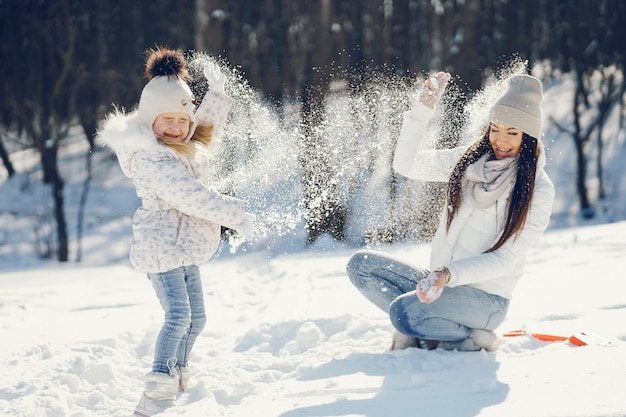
187, 52, 530, 254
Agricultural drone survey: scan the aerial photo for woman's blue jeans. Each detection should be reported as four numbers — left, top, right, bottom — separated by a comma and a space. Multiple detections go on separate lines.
148, 265, 207, 374
346, 249, 509, 342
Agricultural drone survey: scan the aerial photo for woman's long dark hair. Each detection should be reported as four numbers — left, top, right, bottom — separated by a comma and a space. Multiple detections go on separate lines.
445, 129, 539, 252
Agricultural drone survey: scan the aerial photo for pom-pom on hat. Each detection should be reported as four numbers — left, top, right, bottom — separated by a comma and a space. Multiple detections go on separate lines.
489, 75, 543, 139
136, 47, 196, 140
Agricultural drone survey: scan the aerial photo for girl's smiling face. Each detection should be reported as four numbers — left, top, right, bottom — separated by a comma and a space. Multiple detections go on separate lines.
152, 112, 191, 142
489, 123, 523, 159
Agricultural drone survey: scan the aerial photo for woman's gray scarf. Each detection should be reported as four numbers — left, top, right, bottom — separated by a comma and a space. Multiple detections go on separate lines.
463, 153, 519, 209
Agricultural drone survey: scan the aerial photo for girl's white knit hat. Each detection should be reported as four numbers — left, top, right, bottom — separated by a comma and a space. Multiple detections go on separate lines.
137, 77, 195, 123
135, 48, 197, 140
489, 75, 543, 139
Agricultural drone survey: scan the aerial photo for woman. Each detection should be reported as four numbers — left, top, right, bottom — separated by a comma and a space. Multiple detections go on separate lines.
346, 72, 555, 352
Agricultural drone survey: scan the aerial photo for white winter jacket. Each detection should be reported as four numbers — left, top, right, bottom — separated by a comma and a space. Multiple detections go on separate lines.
393, 102, 555, 299
98, 91, 247, 273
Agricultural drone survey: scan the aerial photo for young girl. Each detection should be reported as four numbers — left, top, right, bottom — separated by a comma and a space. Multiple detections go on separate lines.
98, 47, 255, 416
346, 72, 555, 352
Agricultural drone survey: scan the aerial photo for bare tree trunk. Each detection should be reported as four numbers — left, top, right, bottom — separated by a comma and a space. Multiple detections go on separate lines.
573, 81, 594, 218
550, 70, 599, 219
52, 169, 69, 262
596, 123, 605, 200
300, 0, 346, 244
38, 131, 69, 262
75, 128, 95, 262
594, 68, 623, 201
0, 131, 15, 178
194, 0, 208, 52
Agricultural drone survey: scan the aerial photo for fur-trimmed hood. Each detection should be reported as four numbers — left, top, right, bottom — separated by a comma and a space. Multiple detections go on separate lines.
97, 109, 168, 178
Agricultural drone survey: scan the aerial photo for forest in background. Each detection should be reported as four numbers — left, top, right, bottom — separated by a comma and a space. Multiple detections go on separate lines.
0, 0, 625, 261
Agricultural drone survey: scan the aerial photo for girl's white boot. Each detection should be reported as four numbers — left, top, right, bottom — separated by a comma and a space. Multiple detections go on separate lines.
133, 371, 179, 417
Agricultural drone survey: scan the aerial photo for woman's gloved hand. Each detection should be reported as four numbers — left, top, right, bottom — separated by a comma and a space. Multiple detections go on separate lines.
416, 269, 448, 303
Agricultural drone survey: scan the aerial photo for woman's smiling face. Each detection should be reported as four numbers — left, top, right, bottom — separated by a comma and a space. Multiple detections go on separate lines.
488, 123, 523, 159
152, 112, 191, 142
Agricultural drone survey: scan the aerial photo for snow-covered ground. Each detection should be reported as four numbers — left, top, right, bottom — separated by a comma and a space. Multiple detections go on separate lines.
1, 66, 626, 416
1, 221, 625, 417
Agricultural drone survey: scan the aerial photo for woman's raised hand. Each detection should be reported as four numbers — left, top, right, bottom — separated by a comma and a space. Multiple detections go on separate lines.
418, 71, 451, 108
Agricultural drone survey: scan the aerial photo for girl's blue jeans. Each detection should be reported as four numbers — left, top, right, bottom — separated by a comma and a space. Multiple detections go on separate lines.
346, 249, 509, 342
148, 265, 207, 374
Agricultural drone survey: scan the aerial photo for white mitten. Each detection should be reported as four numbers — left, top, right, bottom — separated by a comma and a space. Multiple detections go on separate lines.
203, 62, 226, 94
236, 213, 257, 241
416, 272, 443, 303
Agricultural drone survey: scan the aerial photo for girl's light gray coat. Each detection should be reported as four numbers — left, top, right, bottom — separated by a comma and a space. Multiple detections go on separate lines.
98, 91, 246, 273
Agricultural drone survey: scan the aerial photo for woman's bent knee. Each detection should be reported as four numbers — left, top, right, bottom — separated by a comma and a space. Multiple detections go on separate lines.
346, 250, 377, 284
388, 293, 426, 337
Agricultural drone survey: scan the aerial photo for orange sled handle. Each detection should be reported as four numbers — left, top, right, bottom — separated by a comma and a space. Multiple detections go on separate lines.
503, 329, 569, 342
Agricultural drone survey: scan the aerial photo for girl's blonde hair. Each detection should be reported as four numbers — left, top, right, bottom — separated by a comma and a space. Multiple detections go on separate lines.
158, 123, 214, 158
